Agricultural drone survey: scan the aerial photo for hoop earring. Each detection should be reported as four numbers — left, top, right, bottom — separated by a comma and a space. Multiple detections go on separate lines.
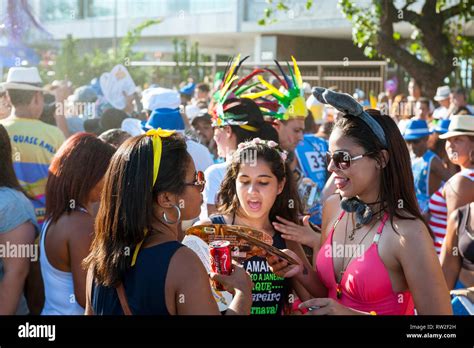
162, 205, 181, 224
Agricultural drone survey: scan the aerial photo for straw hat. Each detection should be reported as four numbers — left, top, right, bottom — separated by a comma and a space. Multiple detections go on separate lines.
439, 115, 474, 139
0, 67, 44, 91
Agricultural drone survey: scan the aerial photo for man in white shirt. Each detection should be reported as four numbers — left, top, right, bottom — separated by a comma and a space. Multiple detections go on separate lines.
432, 85, 451, 120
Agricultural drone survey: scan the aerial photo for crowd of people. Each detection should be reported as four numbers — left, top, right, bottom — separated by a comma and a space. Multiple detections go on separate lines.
0, 55, 473, 316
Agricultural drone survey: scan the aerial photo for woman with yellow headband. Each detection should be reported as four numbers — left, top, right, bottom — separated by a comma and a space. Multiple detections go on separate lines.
84, 130, 252, 315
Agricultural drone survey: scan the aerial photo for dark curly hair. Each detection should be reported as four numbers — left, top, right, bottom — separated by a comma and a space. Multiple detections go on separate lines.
217, 140, 302, 224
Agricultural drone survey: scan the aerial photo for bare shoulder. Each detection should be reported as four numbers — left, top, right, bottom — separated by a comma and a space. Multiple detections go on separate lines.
446, 174, 474, 193
61, 211, 94, 228
60, 211, 94, 242
169, 245, 207, 275
389, 215, 431, 244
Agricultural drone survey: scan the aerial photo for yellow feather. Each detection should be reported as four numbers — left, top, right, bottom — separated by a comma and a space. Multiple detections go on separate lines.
257, 76, 285, 98
291, 56, 303, 87
242, 90, 273, 99
221, 75, 238, 97
225, 54, 241, 85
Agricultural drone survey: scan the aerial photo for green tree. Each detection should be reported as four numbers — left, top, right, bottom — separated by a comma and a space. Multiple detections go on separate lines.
54, 34, 86, 85
260, 0, 474, 98
172, 38, 202, 82
53, 19, 161, 87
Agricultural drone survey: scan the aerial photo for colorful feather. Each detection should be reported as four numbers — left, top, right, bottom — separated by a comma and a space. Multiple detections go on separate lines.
286, 61, 298, 91
224, 54, 241, 86
291, 56, 303, 88
257, 75, 285, 99
242, 90, 274, 99
274, 60, 293, 89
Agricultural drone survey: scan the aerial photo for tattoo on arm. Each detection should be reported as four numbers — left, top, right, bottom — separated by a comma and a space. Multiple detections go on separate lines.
303, 267, 308, 275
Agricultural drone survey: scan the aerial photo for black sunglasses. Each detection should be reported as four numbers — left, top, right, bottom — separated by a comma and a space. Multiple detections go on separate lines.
184, 171, 206, 192
326, 150, 373, 170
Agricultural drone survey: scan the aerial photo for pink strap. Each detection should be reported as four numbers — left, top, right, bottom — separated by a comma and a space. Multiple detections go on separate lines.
373, 212, 389, 245
376, 212, 389, 234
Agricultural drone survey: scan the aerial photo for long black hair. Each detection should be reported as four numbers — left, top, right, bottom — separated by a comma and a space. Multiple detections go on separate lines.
335, 109, 433, 236
84, 133, 189, 287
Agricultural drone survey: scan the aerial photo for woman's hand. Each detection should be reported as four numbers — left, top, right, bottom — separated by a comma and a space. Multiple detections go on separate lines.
209, 261, 252, 296
266, 249, 303, 278
299, 298, 362, 315
273, 215, 320, 249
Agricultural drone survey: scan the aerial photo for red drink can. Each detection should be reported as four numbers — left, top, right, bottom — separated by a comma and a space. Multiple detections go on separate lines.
209, 240, 232, 290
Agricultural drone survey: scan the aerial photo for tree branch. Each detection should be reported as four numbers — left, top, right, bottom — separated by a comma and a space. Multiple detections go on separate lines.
398, 0, 421, 24
421, 0, 437, 17
377, 0, 437, 77
440, 2, 472, 20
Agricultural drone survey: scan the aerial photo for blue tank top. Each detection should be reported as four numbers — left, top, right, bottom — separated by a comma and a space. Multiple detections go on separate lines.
210, 215, 290, 315
295, 134, 328, 225
411, 150, 437, 214
91, 241, 183, 315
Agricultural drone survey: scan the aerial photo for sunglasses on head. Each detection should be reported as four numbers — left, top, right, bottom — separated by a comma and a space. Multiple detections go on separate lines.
326, 150, 373, 170
184, 171, 206, 192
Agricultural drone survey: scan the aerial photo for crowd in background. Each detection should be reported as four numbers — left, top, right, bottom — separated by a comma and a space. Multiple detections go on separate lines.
0, 58, 473, 316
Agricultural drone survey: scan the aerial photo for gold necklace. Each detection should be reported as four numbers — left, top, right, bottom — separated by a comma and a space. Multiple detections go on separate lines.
335, 215, 380, 299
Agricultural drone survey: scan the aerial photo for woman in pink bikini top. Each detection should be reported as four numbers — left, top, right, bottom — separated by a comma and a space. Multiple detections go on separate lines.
267, 88, 452, 315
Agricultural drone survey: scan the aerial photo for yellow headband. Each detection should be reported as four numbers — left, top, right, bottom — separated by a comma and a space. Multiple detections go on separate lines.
239, 124, 259, 132
145, 128, 175, 186
131, 128, 175, 267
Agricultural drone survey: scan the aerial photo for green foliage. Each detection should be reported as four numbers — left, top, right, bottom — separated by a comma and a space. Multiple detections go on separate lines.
258, 0, 313, 26
172, 38, 208, 83
338, 0, 474, 63
51, 19, 161, 87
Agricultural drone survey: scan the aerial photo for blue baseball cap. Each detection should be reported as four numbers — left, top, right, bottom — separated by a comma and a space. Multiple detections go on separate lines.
403, 119, 432, 141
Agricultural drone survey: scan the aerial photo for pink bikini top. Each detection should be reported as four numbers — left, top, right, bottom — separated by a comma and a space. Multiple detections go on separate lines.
315, 211, 415, 315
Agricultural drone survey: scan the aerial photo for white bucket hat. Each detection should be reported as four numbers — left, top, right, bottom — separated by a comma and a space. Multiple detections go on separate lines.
434, 85, 450, 101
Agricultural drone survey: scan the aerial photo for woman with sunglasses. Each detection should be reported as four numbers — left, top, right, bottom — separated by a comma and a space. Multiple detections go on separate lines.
84, 131, 252, 315
267, 88, 452, 315
199, 138, 311, 315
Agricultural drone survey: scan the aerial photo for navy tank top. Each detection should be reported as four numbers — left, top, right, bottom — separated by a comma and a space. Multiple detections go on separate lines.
210, 215, 290, 315
92, 241, 183, 315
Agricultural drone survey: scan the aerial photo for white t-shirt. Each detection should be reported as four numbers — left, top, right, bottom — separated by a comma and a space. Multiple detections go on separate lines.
186, 139, 214, 173
199, 161, 229, 221
432, 106, 449, 120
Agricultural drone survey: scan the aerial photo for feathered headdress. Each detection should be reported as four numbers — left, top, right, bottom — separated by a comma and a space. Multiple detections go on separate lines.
211, 54, 292, 127
243, 56, 308, 121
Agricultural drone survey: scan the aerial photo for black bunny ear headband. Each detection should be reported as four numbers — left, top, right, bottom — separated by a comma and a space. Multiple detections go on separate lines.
312, 87, 388, 148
